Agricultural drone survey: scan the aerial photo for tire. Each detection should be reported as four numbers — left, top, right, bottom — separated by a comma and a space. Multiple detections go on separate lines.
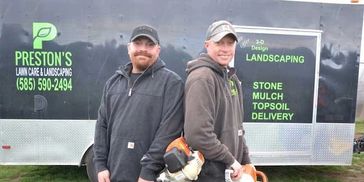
85, 146, 98, 182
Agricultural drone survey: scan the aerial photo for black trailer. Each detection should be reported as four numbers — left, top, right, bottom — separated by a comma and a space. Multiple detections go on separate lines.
0, 0, 362, 179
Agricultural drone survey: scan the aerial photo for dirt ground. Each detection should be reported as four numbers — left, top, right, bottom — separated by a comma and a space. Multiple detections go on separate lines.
327, 168, 364, 182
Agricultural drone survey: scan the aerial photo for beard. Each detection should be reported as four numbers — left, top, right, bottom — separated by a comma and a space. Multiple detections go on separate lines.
134, 51, 153, 58
131, 51, 156, 72
133, 61, 151, 71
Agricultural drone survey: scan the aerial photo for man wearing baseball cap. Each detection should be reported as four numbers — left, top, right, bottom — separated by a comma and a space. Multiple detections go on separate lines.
93, 25, 184, 182
184, 20, 252, 181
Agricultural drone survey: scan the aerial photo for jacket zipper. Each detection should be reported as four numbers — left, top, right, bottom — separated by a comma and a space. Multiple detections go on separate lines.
128, 77, 138, 96
128, 88, 132, 96
128, 73, 144, 96
126, 63, 154, 96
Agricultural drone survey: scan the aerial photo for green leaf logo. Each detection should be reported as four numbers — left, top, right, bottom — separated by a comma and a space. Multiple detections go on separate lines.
229, 79, 238, 96
36, 27, 52, 38
33, 22, 57, 49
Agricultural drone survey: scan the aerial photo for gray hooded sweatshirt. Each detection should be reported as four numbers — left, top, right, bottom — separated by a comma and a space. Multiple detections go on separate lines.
93, 59, 184, 181
184, 54, 250, 172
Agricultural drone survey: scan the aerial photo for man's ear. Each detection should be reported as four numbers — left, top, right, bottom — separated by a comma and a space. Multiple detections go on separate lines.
204, 41, 209, 49
156, 45, 161, 55
127, 43, 131, 55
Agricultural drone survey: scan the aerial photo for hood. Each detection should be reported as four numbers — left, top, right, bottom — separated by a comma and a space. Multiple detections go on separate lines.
116, 58, 166, 78
186, 53, 227, 77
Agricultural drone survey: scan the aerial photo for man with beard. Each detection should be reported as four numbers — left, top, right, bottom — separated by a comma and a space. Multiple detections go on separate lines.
93, 25, 184, 182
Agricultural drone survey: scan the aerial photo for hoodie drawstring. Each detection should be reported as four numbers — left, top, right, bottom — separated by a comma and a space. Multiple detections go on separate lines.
128, 63, 154, 97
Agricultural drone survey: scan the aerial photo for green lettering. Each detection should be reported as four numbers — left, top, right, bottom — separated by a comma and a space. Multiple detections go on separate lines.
252, 102, 258, 110
29, 51, 35, 66
251, 112, 294, 121
253, 82, 258, 89
15, 51, 21, 66
252, 112, 257, 120
299, 56, 304, 63
246, 53, 252, 61
65, 52, 72, 67
54, 52, 61, 66
22, 51, 31, 66
35, 51, 42, 66
252, 92, 259, 100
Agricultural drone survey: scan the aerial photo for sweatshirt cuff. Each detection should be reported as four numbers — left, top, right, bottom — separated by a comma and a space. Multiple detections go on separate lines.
139, 167, 156, 181
241, 151, 251, 165
224, 152, 236, 167
94, 161, 108, 173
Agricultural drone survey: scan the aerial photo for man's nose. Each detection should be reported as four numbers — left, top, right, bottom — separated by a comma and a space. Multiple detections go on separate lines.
220, 43, 230, 51
138, 44, 148, 51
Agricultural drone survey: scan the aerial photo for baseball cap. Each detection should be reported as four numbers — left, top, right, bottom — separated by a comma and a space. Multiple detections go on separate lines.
130, 25, 159, 44
206, 20, 238, 42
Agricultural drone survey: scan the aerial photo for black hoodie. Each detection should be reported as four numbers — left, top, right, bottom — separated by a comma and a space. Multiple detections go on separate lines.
93, 59, 184, 181
184, 53, 250, 170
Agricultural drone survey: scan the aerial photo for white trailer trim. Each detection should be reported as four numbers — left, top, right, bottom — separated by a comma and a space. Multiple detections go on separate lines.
0, 119, 95, 166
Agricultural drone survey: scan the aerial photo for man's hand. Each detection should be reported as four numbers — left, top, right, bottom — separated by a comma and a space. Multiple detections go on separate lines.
137, 177, 153, 182
230, 160, 243, 181
97, 170, 110, 182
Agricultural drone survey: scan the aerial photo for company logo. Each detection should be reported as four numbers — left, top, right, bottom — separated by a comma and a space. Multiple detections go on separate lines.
33, 22, 57, 49
15, 22, 73, 92
229, 79, 238, 96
